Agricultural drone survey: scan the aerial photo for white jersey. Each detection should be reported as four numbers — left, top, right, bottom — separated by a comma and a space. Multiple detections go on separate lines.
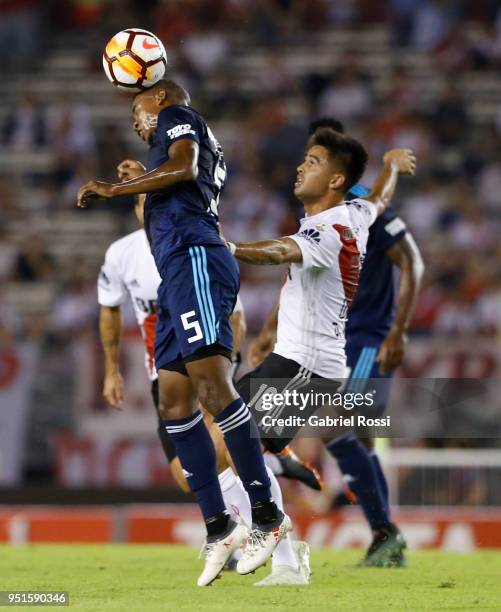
97, 229, 244, 382
98, 229, 161, 381
274, 199, 377, 378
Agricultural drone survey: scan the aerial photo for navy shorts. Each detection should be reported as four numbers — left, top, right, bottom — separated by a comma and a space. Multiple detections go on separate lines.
345, 339, 393, 417
154, 245, 240, 371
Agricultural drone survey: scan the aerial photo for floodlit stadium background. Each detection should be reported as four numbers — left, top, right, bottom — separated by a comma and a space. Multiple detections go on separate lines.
0, 0, 501, 548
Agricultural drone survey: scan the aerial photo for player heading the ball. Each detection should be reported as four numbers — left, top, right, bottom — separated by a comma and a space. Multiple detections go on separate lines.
77, 79, 291, 587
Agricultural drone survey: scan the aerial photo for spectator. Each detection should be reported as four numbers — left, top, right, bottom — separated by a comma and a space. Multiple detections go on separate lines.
389, 0, 424, 46
402, 176, 445, 237
478, 150, 501, 212
182, 24, 229, 76
14, 236, 55, 283
2, 94, 47, 149
50, 256, 97, 334
411, 0, 460, 51
0, 0, 43, 70
317, 65, 373, 123
430, 82, 471, 147
0, 226, 17, 282
46, 96, 96, 160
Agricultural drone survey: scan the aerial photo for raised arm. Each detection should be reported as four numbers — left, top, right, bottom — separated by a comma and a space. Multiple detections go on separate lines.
367, 149, 416, 216
99, 305, 124, 409
77, 139, 198, 208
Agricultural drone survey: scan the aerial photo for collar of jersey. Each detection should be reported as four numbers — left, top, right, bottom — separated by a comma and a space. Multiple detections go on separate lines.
301, 202, 348, 223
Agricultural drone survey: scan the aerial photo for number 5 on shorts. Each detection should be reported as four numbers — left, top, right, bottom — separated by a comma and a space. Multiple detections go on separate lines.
181, 310, 203, 343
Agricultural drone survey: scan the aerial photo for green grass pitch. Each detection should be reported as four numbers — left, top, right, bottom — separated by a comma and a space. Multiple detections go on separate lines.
1, 545, 500, 611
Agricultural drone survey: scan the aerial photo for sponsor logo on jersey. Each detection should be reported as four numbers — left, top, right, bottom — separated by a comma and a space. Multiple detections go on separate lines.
384, 217, 406, 236
166, 124, 196, 139
299, 228, 321, 243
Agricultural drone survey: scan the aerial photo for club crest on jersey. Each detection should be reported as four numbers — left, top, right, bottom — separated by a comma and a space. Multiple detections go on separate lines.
315, 223, 327, 232
340, 227, 354, 241
166, 124, 196, 139
299, 228, 321, 243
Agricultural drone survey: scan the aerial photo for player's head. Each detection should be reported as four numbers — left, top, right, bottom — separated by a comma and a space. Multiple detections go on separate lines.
308, 117, 345, 135
295, 128, 368, 203
132, 79, 190, 143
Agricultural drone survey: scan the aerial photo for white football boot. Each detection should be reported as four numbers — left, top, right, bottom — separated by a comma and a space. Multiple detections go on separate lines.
197, 521, 248, 586
236, 512, 292, 575
253, 540, 311, 586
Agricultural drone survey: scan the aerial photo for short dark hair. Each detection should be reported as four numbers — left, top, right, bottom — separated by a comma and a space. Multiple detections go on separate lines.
310, 128, 368, 192
309, 117, 345, 135
136, 79, 191, 105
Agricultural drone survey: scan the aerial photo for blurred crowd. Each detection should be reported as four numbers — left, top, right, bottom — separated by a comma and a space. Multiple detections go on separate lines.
1, 0, 501, 341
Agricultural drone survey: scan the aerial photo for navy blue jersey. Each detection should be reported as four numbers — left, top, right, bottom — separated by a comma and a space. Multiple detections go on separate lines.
144, 104, 226, 257
346, 183, 407, 341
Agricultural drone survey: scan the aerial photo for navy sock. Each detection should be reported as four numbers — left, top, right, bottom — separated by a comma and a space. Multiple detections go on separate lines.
370, 451, 391, 520
162, 411, 226, 524
157, 422, 177, 464
326, 434, 390, 530
215, 398, 272, 507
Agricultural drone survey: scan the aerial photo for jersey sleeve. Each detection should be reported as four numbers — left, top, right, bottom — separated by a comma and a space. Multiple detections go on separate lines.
372, 206, 407, 253
349, 197, 378, 229
288, 226, 339, 270
157, 106, 201, 149
97, 246, 128, 307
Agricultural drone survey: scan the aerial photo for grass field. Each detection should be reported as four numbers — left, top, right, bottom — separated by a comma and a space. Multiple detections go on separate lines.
1, 545, 500, 611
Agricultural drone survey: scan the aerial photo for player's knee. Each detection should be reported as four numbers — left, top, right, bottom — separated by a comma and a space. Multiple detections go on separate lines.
158, 393, 191, 421
196, 377, 223, 413
157, 370, 198, 420
193, 374, 235, 414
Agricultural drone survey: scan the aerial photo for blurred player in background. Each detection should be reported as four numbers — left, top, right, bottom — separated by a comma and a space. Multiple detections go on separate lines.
78, 79, 291, 586
248, 118, 425, 567
97, 158, 311, 586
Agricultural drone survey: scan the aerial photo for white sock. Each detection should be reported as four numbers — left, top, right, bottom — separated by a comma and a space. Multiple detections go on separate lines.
266, 466, 299, 571
264, 452, 284, 476
218, 467, 251, 526
218, 466, 299, 572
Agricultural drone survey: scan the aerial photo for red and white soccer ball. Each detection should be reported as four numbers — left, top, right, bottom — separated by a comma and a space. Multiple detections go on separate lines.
102, 29, 167, 93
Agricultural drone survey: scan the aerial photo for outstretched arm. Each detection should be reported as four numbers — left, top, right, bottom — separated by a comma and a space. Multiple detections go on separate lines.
376, 233, 424, 374
228, 237, 302, 266
367, 149, 416, 216
77, 140, 198, 208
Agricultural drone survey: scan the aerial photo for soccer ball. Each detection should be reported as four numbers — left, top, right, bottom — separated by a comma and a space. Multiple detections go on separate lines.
102, 29, 167, 92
